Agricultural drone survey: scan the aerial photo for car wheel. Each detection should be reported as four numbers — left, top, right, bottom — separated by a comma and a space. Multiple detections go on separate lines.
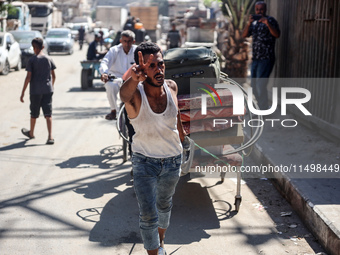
1, 59, 10, 75
14, 58, 22, 71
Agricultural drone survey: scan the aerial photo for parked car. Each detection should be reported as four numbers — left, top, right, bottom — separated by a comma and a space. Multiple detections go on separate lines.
0, 32, 22, 75
45, 28, 74, 55
10, 30, 45, 67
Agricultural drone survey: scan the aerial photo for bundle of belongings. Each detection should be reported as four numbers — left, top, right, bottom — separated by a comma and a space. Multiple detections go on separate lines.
164, 47, 244, 175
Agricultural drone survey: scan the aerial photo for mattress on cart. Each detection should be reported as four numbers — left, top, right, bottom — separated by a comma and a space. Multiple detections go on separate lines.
182, 116, 241, 135
178, 89, 233, 111
180, 107, 245, 122
190, 125, 244, 146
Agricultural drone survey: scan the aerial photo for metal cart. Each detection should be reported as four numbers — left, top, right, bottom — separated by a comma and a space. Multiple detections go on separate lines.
80, 60, 102, 90
115, 73, 263, 212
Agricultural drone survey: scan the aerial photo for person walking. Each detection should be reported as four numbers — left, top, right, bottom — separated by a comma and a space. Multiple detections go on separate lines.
100, 30, 137, 120
78, 25, 85, 50
242, 1, 280, 110
20, 37, 56, 144
120, 42, 186, 255
166, 23, 181, 49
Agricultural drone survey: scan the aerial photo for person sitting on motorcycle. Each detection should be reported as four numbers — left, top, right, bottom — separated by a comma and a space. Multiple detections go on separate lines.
99, 30, 137, 120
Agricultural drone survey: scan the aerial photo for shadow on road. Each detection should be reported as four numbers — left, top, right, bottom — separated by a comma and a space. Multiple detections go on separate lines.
56, 145, 123, 170
68, 82, 105, 92
0, 139, 44, 151
53, 106, 108, 120
83, 174, 223, 248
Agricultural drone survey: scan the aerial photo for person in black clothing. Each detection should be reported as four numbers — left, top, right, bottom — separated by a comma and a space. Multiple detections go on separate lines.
166, 23, 181, 49
242, 1, 280, 110
20, 37, 56, 145
86, 34, 107, 60
78, 26, 85, 50
123, 15, 136, 32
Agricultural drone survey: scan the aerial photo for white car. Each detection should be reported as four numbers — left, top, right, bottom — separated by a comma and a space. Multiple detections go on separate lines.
0, 32, 22, 75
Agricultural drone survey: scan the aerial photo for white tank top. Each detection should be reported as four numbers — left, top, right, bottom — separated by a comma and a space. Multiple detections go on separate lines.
130, 82, 183, 158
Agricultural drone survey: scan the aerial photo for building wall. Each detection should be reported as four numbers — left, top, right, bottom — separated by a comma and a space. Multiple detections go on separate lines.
268, 0, 340, 140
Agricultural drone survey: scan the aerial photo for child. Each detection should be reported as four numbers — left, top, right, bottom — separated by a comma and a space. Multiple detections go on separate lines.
20, 37, 56, 145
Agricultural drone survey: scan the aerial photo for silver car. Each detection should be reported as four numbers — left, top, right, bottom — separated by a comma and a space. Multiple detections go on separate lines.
0, 32, 22, 75
45, 28, 74, 55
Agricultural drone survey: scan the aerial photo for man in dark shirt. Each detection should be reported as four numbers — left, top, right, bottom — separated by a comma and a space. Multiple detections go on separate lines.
78, 25, 85, 50
86, 33, 106, 60
166, 23, 181, 49
20, 37, 56, 144
242, 1, 280, 110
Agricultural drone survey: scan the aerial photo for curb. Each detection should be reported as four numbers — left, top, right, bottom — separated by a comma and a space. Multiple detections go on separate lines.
243, 129, 340, 255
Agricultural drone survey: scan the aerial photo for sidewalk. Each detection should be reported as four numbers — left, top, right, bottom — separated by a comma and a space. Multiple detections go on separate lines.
243, 106, 340, 255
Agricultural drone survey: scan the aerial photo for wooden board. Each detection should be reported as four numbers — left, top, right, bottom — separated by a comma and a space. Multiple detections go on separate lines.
130, 6, 159, 30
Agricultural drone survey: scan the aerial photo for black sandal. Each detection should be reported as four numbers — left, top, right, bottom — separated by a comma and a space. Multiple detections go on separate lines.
21, 128, 34, 139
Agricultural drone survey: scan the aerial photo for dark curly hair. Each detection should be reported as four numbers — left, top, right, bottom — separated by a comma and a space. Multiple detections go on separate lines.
31, 37, 44, 49
134, 42, 162, 65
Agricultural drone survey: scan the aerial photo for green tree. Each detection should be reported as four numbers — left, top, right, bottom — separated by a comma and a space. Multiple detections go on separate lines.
0, 1, 15, 32
220, 0, 255, 78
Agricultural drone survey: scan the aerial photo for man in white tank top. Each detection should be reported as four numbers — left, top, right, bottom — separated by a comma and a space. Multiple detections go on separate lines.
120, 42, 186, 255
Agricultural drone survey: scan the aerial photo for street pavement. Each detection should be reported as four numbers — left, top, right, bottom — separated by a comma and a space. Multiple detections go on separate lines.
242, 101, 340, 255
0, 43, 329, 255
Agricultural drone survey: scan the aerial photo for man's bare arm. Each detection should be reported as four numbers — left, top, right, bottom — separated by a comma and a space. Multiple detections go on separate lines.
120, 51, 153, 119
20, 71, 31, 103
242, 16, 254, 38
51, 70, 56, 86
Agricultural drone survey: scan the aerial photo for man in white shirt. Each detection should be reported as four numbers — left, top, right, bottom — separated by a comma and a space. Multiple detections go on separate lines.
100, 30, 137, 120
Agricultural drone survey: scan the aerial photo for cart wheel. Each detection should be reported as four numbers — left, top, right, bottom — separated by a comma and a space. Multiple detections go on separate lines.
87, 73, 93, 88
81, 69, 89, 90
88, 69, 94, 87
234, 196, 242, 212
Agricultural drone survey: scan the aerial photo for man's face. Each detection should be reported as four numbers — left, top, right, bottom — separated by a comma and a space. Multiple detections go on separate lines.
143, 52, 165, 87
120, 36, 135, 53
255, 3, 266, 16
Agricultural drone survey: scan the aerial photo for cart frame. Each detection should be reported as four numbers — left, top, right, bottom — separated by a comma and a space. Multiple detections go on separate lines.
80, 60, 102, 90
115, 72, 250, 212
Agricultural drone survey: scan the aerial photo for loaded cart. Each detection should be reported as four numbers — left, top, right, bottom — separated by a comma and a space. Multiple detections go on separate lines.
80, 60, 102, 90
117, 47, 263, 212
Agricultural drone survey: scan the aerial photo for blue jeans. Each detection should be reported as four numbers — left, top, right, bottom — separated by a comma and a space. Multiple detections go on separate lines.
132, 152, 182, 250
250, 59, 275, 110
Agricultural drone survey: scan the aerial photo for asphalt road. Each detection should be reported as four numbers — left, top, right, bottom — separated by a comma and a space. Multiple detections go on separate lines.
0, 43, 326, 255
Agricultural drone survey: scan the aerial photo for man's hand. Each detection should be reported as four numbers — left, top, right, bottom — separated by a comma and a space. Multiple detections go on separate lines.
20, 93, 24, 103
130, 51, 153, 82
101, 73, 109, 83
248, 15, 255, 25
259, 16, 269, 26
